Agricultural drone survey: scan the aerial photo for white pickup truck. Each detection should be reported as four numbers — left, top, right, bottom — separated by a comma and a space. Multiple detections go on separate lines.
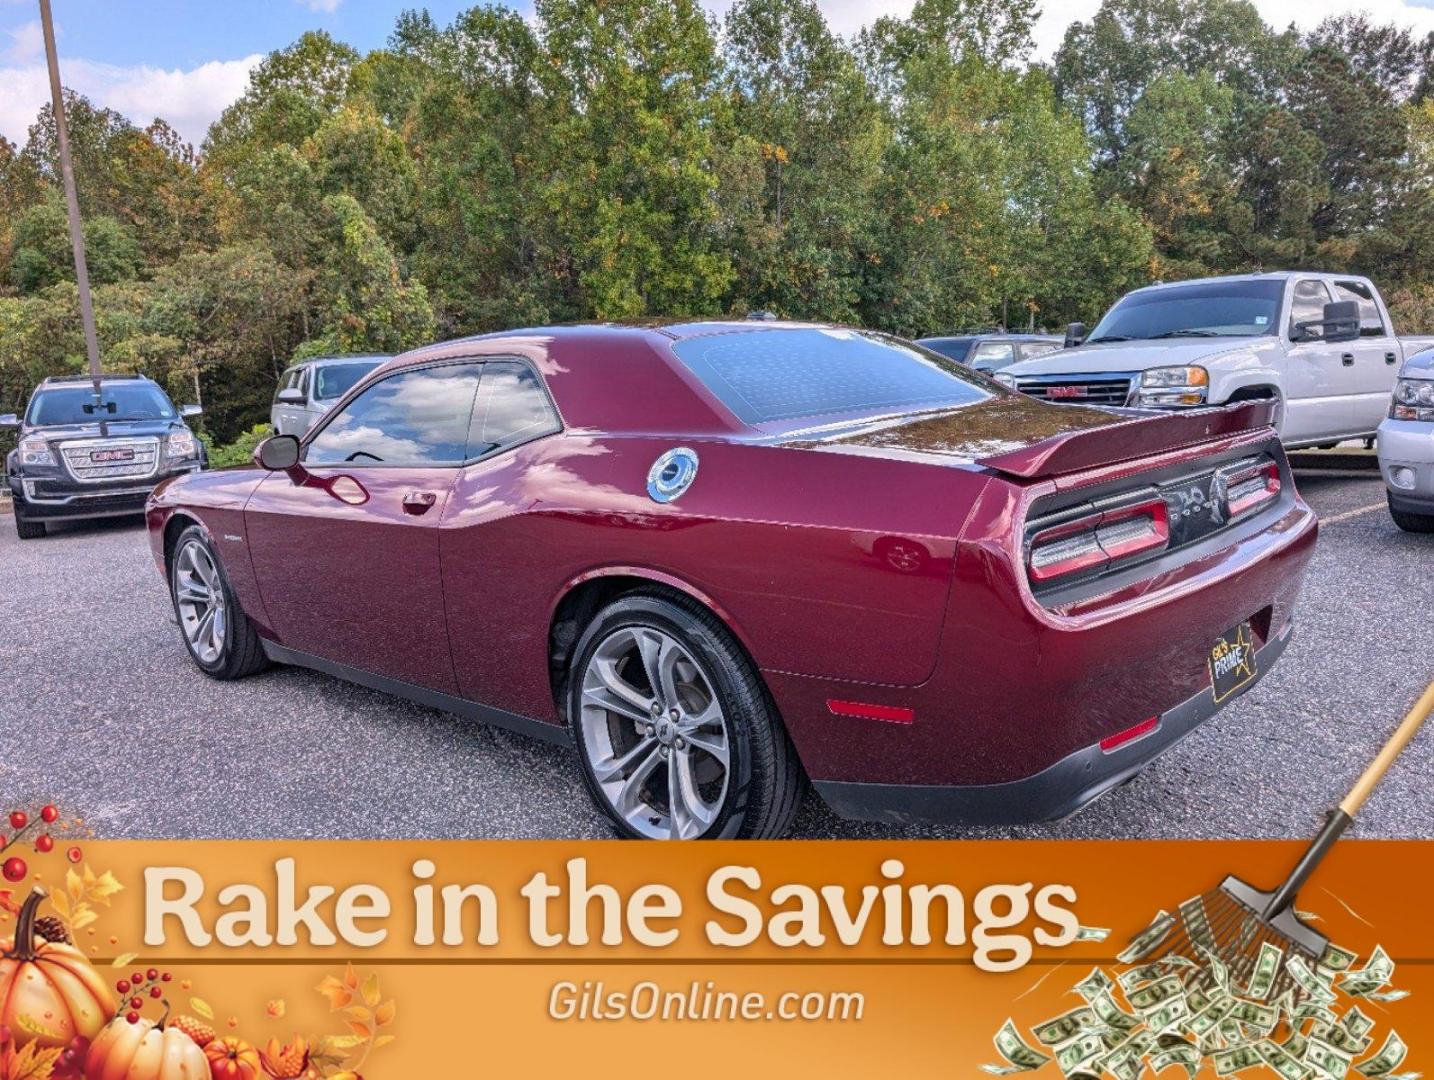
996, 272, 1434, 448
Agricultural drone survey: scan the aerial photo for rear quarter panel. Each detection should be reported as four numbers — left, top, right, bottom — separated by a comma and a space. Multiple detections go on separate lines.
440, 433, 988, 723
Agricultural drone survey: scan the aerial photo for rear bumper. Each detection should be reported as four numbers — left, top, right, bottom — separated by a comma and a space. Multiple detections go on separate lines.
814, 621, 1292, 826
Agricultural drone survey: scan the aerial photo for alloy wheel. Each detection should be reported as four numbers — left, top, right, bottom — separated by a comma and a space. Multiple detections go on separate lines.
173, 540, 227, 665
578, 625, 732, 839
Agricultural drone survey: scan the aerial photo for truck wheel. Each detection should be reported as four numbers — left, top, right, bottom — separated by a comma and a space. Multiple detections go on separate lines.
568, 591, 804, 840
169, 525, 269, 679
1388, 494, 1434, 534
13, 513, 45, 540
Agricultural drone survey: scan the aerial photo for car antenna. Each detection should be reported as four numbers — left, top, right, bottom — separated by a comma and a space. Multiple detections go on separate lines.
40, 0, 107, 434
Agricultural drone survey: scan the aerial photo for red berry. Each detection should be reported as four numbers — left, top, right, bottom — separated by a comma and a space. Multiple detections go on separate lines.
161, 972, 172, 982
40, 805, 58, 824
129, 997, 143, 1010
35, 835, 54, 853
126, 1012, 139, 1024
150, 986, 162, 999
8, 811, 26, 831
66, 846, 82, 864
131, 972, 143, 985
116, 980, 130, 994
2, 857, 26, 882
146, 968, 159, 981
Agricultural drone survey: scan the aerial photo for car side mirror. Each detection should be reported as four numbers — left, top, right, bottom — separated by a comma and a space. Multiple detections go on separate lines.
180, 403, 203, 418
0, 414, 18, 428
1064, 322, 1086, 348
276, 388, 306, 405
254, 434, 301, 472
1293, 300, 1361, 344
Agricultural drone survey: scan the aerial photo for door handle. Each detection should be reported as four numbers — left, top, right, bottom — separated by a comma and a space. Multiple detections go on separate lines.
1386, 352, 1398, 365
1341, 353, 1355, 366
402, 490, 438, 515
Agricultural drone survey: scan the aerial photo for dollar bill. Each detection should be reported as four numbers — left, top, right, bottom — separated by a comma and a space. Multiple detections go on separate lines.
984, 1019, 1054, 1074
1128, 975, 1185, 1014
1214, 1045, 1264, 1075
1341, 947, 1394, 997
1259, 1038, 1312, 1080
1120, 963, 1172, 992
1119, 911, 1176, 964
1188, 997, 1237, 1039
1056, 1033, 1107, 1075
1295, 1001, 1340, 1028
1200, 946, 1232, 993
1283, 1032, 1310, 1059
1034, 1007, 1099, 1047
1075, 925, 1112, 942
1229, 999, 1279, 1033
1356, 1032, 1407, 1078
1091, 991, 1141, 1034
1363, 989, 1409, 1004
1151, 1044, 1201, 1078
1288, 955, 1339, 1005
1343, 1008, 1375, 1040
1074, 968, 1114, 1002
1320, 944, 1358, 973
1146, 997, 1191, 1034
1179, 895, 1217, 952
1246, 941, 1284, 1001
1307, 1037, 1354, 1079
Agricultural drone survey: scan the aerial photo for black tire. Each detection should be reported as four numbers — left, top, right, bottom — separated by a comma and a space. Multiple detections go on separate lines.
168, 524, 269, 679
1389, 494, 1434, 533
568, 591, 804, 840
13, 512, 45, 540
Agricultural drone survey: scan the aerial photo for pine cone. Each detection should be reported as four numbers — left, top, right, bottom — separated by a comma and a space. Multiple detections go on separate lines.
170, 1015, 216, 1048
33, 915, 70, 944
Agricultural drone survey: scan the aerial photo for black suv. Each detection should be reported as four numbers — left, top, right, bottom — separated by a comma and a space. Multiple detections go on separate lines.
3, 375, 205, 539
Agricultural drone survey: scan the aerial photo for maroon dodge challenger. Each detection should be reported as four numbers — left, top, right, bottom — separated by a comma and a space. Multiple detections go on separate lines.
147, 321, 1317, 839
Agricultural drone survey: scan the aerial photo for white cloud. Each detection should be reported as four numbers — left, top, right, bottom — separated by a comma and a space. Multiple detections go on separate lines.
5, 19, 42, 63
299, 0, 343, 12
0, 54, 259, 148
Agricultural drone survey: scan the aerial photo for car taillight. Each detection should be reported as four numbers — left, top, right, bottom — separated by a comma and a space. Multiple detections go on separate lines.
1222, 458, 1281, 519
1028, 497, 1169, 583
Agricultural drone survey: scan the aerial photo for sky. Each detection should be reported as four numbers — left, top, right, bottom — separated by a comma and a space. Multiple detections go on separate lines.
3, 0, 1434, 148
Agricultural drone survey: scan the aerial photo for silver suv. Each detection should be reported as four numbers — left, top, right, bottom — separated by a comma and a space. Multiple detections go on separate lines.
269, 356, 387, 437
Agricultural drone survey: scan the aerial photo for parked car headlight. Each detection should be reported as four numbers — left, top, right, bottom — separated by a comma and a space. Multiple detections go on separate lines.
1135, 365, 1208, 407
166, 430, 198, 460
994, 373, 1018, 390
1391, 377, 1434, 422
17, 435, 54, 466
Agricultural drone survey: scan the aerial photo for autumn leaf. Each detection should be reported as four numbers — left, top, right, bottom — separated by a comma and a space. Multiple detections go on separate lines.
111, 952, 138, 968
1, 1041, 64, 1080
374, 1000, 395, 1027
190, 997, 215, 1020
342, 963, 359, 990
265, 999, 286, 1019
345, 1020, 372, 1040
342, 1006, 371, 1025
360, 973, 380, 1007
0, 890, 19, 917
373, 1034, 396, 1049
316, 975, 353, 1011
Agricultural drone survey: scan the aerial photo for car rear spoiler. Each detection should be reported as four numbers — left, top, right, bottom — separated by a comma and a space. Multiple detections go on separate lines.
975, 401, 1278, 480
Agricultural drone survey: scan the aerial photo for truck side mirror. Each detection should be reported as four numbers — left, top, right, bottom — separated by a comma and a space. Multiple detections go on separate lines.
1064, 322, 1086, 348
0, 414, 18, 428
1319, 300, 1362, 344
254, 434, 301, 472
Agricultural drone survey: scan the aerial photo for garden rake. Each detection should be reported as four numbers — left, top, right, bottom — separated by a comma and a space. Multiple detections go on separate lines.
1137, 680, 1434, 1002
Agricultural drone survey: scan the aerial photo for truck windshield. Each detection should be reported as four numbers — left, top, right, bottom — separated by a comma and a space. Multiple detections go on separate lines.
26, 384, 176, 426
1087, 280, 1285, 343
315, 361, 381, 400
670, 327, 991, 427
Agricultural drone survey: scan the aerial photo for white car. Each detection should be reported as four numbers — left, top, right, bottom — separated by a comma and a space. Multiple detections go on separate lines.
997, 273, 1434, 449
1379, 348, 1434, 533
269, 355, 387, 437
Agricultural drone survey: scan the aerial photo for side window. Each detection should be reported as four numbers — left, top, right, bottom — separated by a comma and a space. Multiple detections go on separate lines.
466, 362, 561, 459
1288, 280, 1332, 339
306, 364, 482, 466
1334, 281, 1386, 337
299, 368, 312, 400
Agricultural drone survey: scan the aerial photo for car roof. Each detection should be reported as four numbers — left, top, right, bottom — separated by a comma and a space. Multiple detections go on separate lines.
1126, 271, 1371, 293
293, 355, 390, 367
38, 373, 154, 386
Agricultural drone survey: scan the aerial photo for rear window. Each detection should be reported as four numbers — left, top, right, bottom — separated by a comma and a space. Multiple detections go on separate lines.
315, 361, 382, 400
671, 328, 991, 427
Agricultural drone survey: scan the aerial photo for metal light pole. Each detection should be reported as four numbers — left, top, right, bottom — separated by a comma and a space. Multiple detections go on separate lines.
38, 0, 103, 405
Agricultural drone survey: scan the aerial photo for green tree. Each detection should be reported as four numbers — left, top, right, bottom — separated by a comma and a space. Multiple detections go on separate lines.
10, 197, 142, 293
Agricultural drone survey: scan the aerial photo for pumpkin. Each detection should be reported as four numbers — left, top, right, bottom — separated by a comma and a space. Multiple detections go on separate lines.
85, 1014, 209, 1080
0, 887, 114, 1050
204, 1036, 262, 1080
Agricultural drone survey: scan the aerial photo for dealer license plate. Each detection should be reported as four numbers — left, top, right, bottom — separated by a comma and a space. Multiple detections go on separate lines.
1209, 622, 1257, 703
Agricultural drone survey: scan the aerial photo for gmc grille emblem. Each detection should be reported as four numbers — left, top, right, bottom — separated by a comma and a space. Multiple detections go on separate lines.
1046, 385, 1087, 399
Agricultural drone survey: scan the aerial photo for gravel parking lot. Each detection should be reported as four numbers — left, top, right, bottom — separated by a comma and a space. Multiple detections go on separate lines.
2, 461, 1431, 841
